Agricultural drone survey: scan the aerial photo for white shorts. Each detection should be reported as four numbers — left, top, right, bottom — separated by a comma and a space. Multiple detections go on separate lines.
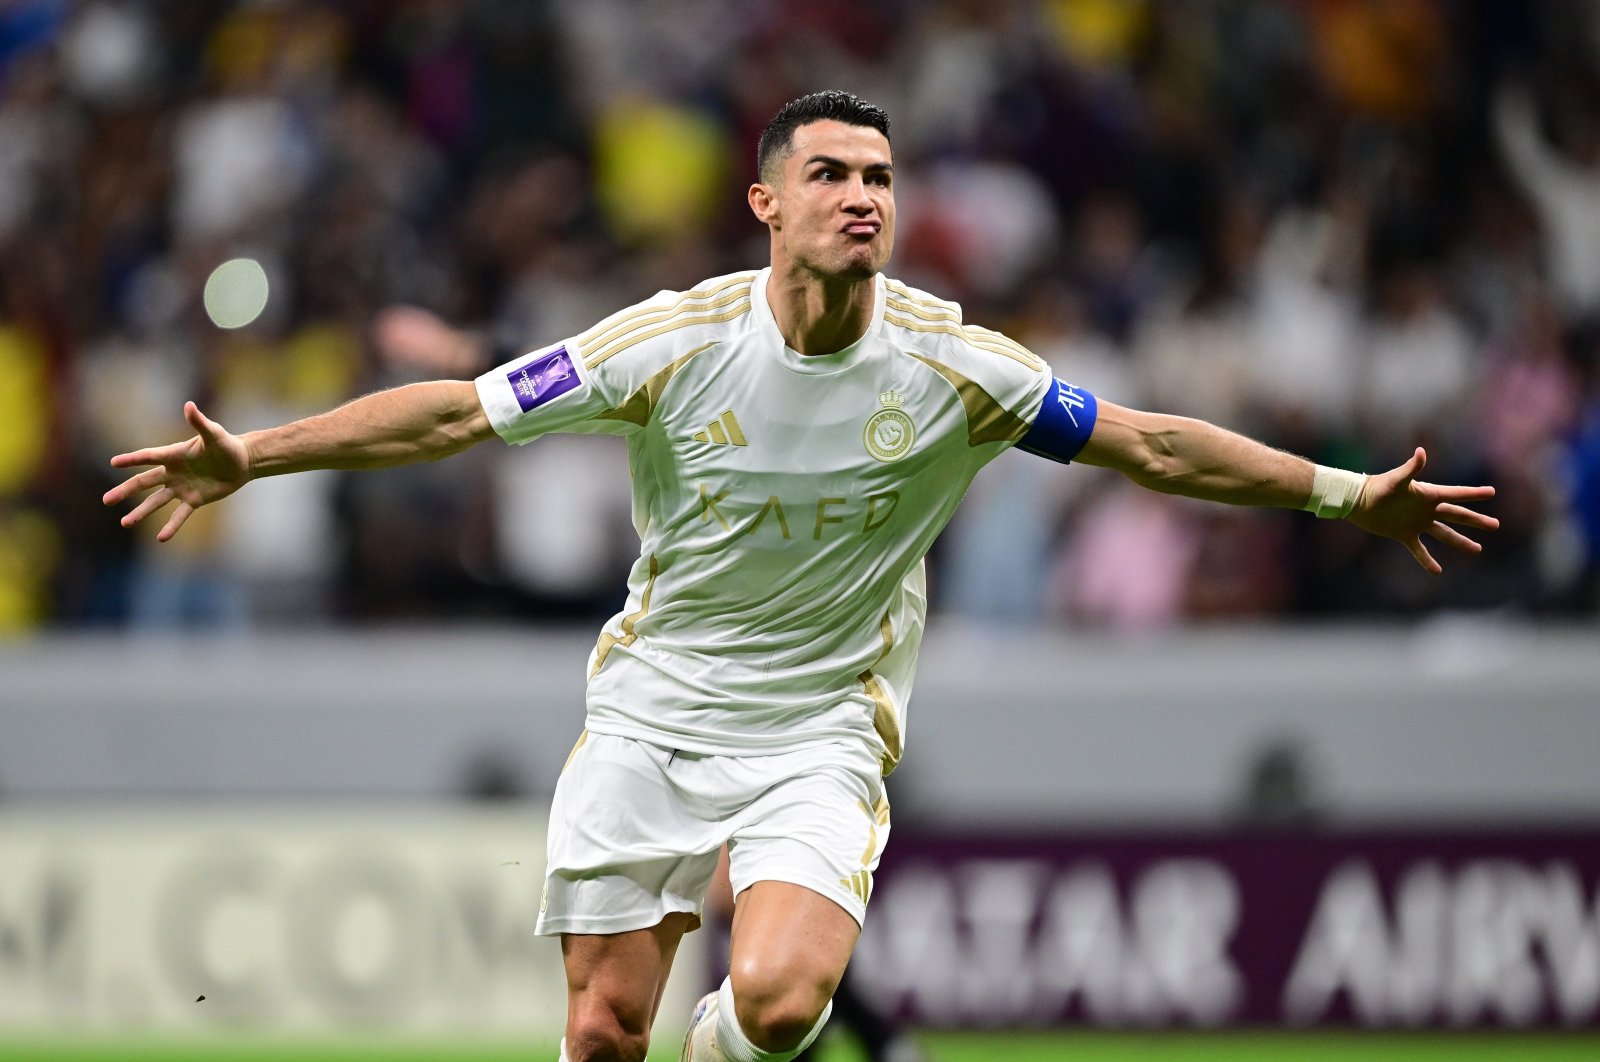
535, 731, 890, 936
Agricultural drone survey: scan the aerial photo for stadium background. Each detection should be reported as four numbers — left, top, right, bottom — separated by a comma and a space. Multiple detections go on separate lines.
2, 0, 1598, 1059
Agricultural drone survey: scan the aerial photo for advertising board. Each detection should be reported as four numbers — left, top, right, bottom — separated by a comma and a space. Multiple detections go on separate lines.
852, 830, 1600, 1029
0, 807, 702, 1038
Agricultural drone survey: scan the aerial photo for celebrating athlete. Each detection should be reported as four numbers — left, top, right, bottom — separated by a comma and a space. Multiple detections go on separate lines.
104, 92, 1497, 1062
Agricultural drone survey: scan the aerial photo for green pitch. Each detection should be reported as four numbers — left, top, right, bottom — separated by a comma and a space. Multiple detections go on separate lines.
863, 1031, 1600, 1061
8, 1032, 1600, 1061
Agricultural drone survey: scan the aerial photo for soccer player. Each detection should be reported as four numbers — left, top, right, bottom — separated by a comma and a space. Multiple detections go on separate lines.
104, 92, 1497, 1062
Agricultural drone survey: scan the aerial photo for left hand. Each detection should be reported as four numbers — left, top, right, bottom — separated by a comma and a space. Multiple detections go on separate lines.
1348, 447, 1498, 574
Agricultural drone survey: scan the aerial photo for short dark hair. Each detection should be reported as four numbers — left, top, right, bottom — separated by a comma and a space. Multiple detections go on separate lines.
756, 91, 891, 183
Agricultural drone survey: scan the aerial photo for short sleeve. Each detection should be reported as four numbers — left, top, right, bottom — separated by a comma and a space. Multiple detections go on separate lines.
475, 338, 630, 445
883, 280, 1054, 459
950, 322, 1056, 438
475, 272, 758, 446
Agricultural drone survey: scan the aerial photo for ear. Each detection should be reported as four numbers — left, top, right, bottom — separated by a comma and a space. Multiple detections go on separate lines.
748, 182, 779, 227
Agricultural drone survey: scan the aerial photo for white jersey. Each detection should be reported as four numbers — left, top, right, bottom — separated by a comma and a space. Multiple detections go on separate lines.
475, 268, 1054, 773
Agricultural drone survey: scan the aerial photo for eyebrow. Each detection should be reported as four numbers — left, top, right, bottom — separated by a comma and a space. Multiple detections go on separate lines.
802, 154, 893, 173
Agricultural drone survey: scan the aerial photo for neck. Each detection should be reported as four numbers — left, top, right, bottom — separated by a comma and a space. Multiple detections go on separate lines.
765, 259, 876, 356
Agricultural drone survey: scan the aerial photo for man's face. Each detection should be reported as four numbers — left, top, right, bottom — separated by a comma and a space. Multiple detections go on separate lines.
754, 119, 895, 280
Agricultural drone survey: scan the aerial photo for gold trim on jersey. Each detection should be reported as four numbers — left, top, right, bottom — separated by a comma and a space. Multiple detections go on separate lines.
859, 611, 902, 775
593, 342, 718, 427
585, 299, 751, 372
884, 278, 959, 316
887, 280, 1039, 364
883, 293, 959, 323
886, 282, 1018, 348
884, 306, 1046, 371
884, 281, 1045, 370
581, 279, 754, 369
969, 322, 1045, 365
579, 274, 753, 354
692, 409, 747, 445
590, 554, 660, 678
909, 352, 1032, 447
562, 730, 589, 772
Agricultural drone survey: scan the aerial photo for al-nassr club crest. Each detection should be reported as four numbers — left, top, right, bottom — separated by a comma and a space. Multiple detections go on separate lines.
864, 390, 915, 462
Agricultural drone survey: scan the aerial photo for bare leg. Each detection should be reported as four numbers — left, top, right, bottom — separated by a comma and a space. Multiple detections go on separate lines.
562, 911, 697, 1062
726, 881, 859, 1053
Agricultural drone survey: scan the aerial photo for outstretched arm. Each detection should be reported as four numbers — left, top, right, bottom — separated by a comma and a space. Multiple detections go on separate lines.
103, 380, 494, 541
1073, 400, 1498, 573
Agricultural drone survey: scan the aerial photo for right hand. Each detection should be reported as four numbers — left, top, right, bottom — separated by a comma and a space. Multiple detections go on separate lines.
103, 401, 252, 542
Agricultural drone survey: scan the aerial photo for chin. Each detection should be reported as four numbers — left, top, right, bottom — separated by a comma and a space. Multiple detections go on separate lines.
832, 249, 885, 280
793, 242, 885, 282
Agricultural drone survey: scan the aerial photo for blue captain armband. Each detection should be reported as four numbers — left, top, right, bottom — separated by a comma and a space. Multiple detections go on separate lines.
1016, 378, 1098, 463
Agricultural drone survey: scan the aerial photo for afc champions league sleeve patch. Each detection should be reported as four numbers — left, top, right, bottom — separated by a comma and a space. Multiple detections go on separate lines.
1017, 377, 1098, 464
506, 346, 581, 413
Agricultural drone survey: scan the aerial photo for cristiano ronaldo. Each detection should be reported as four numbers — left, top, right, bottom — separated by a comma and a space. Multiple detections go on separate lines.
105, 91, 1497, 1062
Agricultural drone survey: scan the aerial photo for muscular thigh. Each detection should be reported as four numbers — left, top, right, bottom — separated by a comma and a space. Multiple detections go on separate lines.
728, 879, 859, 1000
562, 911, 697, 1033
721, 742, 889, 1004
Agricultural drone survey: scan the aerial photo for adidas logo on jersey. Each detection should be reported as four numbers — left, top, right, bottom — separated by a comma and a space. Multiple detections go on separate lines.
692, 410, 747, 446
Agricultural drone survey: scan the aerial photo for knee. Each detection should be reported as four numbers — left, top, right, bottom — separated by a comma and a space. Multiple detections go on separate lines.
729, 959, 832, 1054
566, 998, 650, 1062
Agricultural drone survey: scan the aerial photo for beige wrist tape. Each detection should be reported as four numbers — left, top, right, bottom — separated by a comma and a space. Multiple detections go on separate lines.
1305, 464, 1368, 519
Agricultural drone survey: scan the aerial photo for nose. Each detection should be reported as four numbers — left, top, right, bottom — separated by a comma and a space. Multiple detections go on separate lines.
841, 176, 873, 215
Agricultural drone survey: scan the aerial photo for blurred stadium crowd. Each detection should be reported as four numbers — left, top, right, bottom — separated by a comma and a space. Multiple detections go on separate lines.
3, 0, 1599, 634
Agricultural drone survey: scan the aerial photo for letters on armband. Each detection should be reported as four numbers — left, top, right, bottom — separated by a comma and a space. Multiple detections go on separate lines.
1017, 377, 1099, 464
1053, 380, 1088, 428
